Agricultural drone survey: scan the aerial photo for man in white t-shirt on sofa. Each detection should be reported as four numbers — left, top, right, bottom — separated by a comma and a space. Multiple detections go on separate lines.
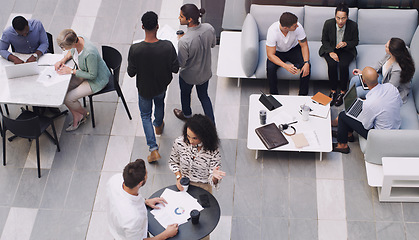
266, 12, 310, 95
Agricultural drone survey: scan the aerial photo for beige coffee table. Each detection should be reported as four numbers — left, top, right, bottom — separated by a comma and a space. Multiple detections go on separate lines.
247, 94, 332, 160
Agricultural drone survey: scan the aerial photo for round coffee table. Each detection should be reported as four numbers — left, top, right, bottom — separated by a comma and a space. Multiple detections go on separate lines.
147, 185, 220, 239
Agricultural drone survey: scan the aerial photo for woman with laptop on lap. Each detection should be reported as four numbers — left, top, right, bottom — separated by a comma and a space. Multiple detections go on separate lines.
349, 37, 415, 103
54, 29, 110, 131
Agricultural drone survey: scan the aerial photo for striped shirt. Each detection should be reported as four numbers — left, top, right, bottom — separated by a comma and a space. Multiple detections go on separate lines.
169, 136, 221, 188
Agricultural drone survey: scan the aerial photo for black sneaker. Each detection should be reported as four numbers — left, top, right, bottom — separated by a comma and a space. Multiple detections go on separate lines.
335, 93, 344, 107
329, 92, 337, 106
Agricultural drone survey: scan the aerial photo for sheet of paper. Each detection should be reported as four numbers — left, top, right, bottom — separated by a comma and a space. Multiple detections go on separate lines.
36, 67, 69, 87
151, 188, 203, 229
37, 53, 64, 66
303, 130, 320, 148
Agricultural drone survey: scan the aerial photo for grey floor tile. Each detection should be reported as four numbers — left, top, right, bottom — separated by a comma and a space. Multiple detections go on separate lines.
262, 151, 289, 178
81, 102, 117, 135
153, 137, 176, 175
64, 171, 100, 211
12, 0, 37, 13
90, 17, 116, 43
219, 139, 237, 176
262, 176, 288, 218
12, 168, 49, 208
0, 207, 10, 237
97, 0, 122, 18
131, 137, 158, 176
233, 175, 262, 217
345, 180, 374, 221
237, 105, 249, 140
289, 218, 318, 240
33, 0, 59, 17
50, 134, 82, 170
403, 202, 419, 222
110, 0, 141, 44
55, 0, 80, 17
2, 135, 32, 168
212, 175, 234, 216
289, 152, 316, 178
347, 221, 377, 240
342, 142, 368, 181
406, 223, 419, 240
376, 221, 405, 240
0, 167, 22, 206
240, 79, 267, 106
235, 139, 262, 177
57, 210, 91, 240
31, 14, 53, 32
40, 168, 73, 209
151, 173, 176, 197
372, 190, 403, 222
30, 209, 62, 240
75, 135, 109, 171
289, 177, 317, 219
231, 217, 261, 240
261, 217, 288, 240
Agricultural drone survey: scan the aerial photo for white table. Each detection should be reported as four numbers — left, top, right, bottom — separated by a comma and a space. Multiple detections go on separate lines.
0, 53, 71, 107
247, 94, 332, 160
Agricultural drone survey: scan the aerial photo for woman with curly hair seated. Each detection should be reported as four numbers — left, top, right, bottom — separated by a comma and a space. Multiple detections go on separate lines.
169, 114, 225, 194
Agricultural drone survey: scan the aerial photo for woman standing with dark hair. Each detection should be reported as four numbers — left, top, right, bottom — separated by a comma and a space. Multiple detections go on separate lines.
173, 3, 217, 124
169, 114, 225, 195
350, 37, 415, 102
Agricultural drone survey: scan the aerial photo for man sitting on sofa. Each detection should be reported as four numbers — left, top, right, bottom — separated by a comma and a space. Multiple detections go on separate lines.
332, 66, 402, 154
266, 12, 310, 95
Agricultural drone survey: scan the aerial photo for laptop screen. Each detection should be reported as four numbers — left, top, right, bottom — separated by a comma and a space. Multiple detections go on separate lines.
343, 85, 358, 111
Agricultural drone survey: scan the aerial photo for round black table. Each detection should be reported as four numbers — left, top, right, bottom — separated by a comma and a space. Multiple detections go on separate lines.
147, 185, 220, 240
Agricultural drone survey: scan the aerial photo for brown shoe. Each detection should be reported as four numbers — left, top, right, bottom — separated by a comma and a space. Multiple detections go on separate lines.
173, 108, 187, 121
147, 150, 161, 163
155, 121, 164, 135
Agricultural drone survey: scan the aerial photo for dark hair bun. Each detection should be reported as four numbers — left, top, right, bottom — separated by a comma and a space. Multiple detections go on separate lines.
199, 8, 206, 16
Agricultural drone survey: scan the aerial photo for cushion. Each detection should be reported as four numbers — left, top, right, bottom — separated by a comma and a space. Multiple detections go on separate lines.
304, 6, 358, 42
409, 26, 419, 113
358, 9, 418, 45
356, 44, 385, 71
400, 91, 419, 130
241, 14, 260, 77
250, 4, 304, 41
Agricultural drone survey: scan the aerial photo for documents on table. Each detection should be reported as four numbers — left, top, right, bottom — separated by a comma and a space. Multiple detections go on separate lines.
37, 53, 64, 66
291, 131, 320, 148
36, 67, 69, 87
305, 101, 330, 118
150, 188, 203, 229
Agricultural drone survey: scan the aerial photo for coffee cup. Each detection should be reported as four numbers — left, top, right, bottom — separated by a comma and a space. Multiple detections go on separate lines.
302, 105, 310, 121
180, 177, 190, 192
190, 209, 200, 224
259, 110, 267, 125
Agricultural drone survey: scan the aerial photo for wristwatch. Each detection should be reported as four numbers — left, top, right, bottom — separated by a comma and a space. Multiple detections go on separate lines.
32, 53, 38, 60
304, 61, 310, 65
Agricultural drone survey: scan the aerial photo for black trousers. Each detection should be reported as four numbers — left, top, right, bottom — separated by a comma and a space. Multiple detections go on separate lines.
266, 45, 310, 95
323, 48, 354, 91
337, 111, 369, 143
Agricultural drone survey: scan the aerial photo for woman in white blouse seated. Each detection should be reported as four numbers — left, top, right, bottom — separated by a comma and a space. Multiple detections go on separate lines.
349, 37, 415, 103
169, 114, 225, 194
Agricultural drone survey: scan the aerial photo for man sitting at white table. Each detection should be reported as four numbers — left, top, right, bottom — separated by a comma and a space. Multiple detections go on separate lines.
0, 16, 48, 64
332, 66, 402, 153
107, 159, 179, 240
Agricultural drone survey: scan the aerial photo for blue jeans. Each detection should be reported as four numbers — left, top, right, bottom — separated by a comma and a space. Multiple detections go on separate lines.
179, 76, 215, 123
349, 74, 383, 98
138, 92, 165, 152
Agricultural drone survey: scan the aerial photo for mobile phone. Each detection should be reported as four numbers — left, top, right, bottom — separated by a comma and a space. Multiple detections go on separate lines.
359, 74, 369, 90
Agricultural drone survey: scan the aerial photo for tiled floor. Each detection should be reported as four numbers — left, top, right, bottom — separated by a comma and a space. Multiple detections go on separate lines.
1, 0, 419, 240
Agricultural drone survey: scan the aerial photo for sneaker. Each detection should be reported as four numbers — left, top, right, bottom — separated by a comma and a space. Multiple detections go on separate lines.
335, 92, 345, 107
147, 150, 161, 163
155, 121, 164, 135
329, 91, 337, 106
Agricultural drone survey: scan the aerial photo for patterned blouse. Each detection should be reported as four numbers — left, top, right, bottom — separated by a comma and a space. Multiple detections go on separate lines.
169, 136, 221, 188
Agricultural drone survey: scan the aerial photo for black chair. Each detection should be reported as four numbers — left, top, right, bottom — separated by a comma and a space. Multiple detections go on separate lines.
11, 32, 54, 54
2, 111, 60, 178
83, 46, 132, 128
0, 105, 9, 116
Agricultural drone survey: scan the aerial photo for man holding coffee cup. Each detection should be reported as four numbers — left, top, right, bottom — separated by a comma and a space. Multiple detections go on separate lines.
107, 159, 179, 240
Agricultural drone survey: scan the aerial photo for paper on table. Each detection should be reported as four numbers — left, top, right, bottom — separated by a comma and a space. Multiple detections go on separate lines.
306, 101, 330, 118
303, 130, 321, 148
37, 53, 64, 66
151, 188, 203, 229
36, 67, 68, 87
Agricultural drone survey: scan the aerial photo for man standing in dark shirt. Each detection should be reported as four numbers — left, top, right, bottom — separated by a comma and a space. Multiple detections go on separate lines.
127, 11, 179, 163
